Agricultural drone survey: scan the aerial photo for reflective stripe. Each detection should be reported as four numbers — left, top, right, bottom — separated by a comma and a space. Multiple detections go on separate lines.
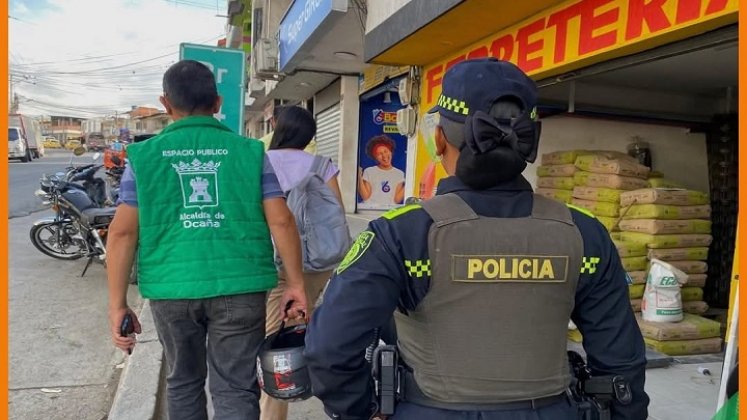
566, 203, 596, 219
382, 204, 422, 220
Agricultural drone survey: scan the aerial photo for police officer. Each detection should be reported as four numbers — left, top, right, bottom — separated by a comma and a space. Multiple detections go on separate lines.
304, 58, 649, 420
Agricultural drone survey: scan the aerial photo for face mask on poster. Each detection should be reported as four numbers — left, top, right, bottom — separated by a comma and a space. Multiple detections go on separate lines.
419, 112, 441, 163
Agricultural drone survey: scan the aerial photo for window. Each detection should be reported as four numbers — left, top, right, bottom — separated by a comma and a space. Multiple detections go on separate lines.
8, 128, 20, 141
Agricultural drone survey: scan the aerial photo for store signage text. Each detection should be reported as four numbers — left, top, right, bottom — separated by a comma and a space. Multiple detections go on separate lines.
424, 0, 737, 103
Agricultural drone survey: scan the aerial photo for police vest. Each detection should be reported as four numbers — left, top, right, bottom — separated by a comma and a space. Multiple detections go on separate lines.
394, 193, 583, 403
127, 116, 277, 299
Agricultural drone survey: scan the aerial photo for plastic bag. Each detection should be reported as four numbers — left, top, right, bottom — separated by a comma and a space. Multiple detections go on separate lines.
642, 258, 689, 322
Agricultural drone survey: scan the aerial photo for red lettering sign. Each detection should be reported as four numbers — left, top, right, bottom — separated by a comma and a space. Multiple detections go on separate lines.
579, 0, 620, 55
425, 66, 444, 104
705, 0, 729, 14
625, 0, 671, 40
445, 55, 466, 71
467, 46, 490, 60
547, 3, 582, 63
676, 0, 701, 24
516, 17, 546, 72
489, 34, 514, 60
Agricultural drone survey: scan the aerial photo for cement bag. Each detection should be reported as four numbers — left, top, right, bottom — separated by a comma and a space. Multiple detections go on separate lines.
648, 178, 684, 188
572, 186, 624, 203
648, 247, 709, 261
682, 301, 709, 315
627, 271, 647, 284
574, 155, 650, 178
537, 176, 575, 190
631, 299, 642, 312
619, 232, 713, 249
537, 164, 577, 177
535, 188, 573, 203
629, 284, 645, 299
622, 256, 648, 272
619, 188, 710, 207
618, 219, 712, 235
567, 329, 583, 343
542, 150, 586, 165
681, 287, 704, 302
656, 260, 709, 274
636, 313, 721, 341
641, 259, 688, 322
597, 216, 619, 232
571, 198, 620, 218
686, 274, 707, 288
622, 204, 711, 220
574, 171, 650, 190
610, 232, 623, 241
613, 240, 647, 257
644, 337, 722, 356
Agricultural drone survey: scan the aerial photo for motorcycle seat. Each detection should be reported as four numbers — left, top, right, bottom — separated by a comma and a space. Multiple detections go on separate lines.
81, 207, 117, 225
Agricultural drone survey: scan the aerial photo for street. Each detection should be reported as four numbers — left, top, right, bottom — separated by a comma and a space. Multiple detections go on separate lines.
9, 210, 143, 420
9, 149, 104, 218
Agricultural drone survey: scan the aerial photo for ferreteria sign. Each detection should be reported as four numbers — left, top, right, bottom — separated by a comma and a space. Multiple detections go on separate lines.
422, 0, 738, 104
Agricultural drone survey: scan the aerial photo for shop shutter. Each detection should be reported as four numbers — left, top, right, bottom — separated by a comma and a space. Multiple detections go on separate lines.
315, 103, 341, 164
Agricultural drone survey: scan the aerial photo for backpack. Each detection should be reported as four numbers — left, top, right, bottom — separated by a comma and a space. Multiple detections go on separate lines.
283, 155, 352, 273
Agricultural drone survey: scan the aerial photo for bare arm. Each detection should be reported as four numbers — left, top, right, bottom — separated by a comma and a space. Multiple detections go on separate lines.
263, 197, 308, 319
357, 167, 372, 201
106, 204, 142, 352
394, 181, 405, 204
326, 175, 345, 212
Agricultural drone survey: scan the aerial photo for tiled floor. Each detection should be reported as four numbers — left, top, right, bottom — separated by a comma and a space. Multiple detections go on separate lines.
646, 360, 724, 420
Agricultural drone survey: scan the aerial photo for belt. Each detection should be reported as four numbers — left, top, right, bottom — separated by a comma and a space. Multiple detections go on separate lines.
402, 370, 569, 412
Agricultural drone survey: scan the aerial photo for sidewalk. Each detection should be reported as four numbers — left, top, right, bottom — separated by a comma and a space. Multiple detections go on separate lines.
108, 212, 725, 420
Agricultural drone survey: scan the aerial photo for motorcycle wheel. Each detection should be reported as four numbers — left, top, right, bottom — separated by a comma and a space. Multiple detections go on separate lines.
30, 221, 87, 260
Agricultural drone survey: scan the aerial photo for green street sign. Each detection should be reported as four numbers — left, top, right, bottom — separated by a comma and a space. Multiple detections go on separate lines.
179, 43, 245, 134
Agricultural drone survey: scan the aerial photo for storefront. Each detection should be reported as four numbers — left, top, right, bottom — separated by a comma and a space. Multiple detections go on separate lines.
365, 0, 738, 314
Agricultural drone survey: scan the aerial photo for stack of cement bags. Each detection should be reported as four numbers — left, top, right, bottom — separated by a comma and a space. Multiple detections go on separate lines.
570, 152, 650, 232
612, 240, 648, 311
618, 188, 712, 315
636, 313, 722, 356
535, 151, 581, 204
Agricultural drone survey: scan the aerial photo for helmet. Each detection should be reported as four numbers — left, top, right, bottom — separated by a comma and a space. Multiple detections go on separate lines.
256, 322, 312, 401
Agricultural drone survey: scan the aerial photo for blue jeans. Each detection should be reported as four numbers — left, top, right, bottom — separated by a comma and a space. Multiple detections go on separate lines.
150, 292, 267, 420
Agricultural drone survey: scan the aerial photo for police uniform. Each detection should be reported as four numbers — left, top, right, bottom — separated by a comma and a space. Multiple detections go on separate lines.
304, 59, 649, 420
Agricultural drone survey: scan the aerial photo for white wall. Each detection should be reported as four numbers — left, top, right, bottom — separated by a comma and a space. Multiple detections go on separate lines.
365, 0, 412, 33
338, 76, 361, 213
314, 79, 342, 113
523, 115, 710, 193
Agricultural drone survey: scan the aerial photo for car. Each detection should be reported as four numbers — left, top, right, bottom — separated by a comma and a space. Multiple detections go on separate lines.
65, 139, 82, 150
86, 133, 106, 151
43, 137, 61, 148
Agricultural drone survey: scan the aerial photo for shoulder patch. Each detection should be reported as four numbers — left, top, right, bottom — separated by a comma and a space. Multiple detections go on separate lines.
566, 203, 596, 219
336, 231, 376, 274
381, 204, 422, 220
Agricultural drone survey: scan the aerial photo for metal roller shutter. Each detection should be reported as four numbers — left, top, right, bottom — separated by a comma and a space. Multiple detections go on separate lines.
315, 103, 341, 164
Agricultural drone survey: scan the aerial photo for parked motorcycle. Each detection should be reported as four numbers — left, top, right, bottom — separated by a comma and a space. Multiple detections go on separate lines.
105, 155, 126, 204
29, 146, 134, 280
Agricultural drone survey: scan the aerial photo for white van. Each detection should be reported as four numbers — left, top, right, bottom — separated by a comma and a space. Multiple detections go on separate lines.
8, 114, 45, 161
8, 126, 31, 162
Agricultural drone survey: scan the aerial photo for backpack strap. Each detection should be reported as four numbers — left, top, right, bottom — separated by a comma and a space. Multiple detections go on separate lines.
421, 193, 479, 227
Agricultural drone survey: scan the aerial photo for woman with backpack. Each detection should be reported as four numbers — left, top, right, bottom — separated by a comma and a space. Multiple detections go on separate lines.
261, 105, 348, 420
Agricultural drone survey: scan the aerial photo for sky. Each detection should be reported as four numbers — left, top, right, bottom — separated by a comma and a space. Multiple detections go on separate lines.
9, 0, 229, 118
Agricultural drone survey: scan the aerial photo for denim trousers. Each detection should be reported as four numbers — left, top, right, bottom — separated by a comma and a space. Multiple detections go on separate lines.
150, 292, 267, 420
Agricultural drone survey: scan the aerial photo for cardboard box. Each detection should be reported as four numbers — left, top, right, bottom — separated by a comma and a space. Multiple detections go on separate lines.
618, 219, 712, 235
619, 188, 710, 207
648, 247, 710, 261
636, 313, 721, 341
644, 337, 722, 356
537, 164, 577, 177
622, 204, 712, 220
574, 171, 650, 190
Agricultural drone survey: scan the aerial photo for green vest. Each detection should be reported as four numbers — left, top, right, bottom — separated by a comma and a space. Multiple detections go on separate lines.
127, 116, 277, 299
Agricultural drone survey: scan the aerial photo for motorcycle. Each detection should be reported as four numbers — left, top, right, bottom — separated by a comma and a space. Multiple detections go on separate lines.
105, 155, 126, 204
29, 146, 130, 279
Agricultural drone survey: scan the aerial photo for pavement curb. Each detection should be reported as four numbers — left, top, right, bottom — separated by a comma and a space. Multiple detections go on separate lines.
108, 300, 164, 420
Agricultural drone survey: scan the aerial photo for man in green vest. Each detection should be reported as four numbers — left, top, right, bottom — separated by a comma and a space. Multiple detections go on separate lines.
106, 60, 308, 420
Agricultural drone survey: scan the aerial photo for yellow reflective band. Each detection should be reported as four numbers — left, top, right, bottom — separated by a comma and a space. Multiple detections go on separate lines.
580, 257, 601, 274
566, 204, 596, 219
437, 94, 469, 115
382, 204, 422, 220
405, 259, 432, 278
452, 255, 569, 283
